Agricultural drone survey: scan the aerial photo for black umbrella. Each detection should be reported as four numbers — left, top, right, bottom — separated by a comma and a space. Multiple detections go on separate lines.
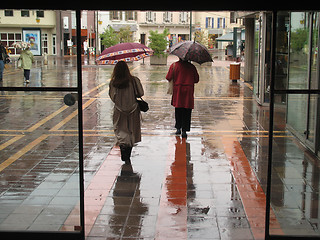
170, 41, 213, 65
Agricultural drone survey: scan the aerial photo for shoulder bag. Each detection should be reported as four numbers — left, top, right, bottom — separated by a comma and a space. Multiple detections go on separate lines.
132, 77, 149, 112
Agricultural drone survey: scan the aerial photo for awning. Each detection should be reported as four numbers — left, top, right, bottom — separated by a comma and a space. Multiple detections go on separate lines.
216, 30, 245, 42
72, 29, 96, 38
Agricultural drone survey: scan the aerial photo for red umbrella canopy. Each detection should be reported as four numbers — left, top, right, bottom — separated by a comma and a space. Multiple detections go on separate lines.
96, 42, 153, 65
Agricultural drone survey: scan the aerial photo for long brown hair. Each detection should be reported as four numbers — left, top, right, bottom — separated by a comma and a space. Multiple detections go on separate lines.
111, 61, 133, 89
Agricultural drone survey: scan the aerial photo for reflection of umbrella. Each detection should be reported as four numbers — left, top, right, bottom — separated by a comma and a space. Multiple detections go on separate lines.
96, 42, 153, 65
12, 41, 31, 50
170, 41, 213, 65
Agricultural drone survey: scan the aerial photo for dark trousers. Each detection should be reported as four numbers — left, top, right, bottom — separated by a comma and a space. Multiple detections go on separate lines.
175, 108, 192, 132
24, 69, 30, 80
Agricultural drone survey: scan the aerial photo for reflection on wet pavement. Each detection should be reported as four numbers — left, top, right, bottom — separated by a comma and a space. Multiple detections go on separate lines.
0, 55, 320, 239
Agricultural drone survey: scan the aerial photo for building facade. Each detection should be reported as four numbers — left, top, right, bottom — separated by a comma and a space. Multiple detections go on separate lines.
0, 10, 56, 56
137, 11, 192, 47
193, 11, 243, 50
96, 11, 138, 54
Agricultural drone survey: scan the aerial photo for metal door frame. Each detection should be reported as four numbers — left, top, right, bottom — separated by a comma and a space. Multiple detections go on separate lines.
0, 10, 85, 240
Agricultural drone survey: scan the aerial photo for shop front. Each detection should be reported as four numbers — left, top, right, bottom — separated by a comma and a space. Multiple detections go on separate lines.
252, 11, 320, 156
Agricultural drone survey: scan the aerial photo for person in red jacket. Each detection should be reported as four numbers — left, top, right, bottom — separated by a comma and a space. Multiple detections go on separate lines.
166, 59, 199, 138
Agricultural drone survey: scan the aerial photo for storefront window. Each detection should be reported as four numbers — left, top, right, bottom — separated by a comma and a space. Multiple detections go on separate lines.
288, 12, 310, 89
287, 12, 311, 137
275, 12, 289, 103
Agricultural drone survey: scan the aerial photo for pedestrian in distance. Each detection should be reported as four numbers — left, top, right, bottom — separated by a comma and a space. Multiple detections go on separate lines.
19, 47, 34, 84
0, 41, 10, 82
109, 61, 144, 165
166, 58, 199, 138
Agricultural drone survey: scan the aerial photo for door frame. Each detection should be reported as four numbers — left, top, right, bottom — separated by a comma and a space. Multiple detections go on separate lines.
0, 10, 85, 240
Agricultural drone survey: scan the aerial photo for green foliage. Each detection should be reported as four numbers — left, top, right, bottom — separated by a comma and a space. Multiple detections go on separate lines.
118, 26, 133, 43
148, 29, 170, 56
290, 28, 309, 52
100, 26, 119, 48
194, 30, 208, 47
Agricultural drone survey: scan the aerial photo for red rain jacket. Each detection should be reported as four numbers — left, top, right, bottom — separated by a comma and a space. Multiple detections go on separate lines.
166, 60, 199, 109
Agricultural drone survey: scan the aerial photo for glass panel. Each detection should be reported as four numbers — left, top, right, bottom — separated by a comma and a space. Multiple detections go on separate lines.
0, 91, 80, 232
269, 93, 320, 237
263, 13, 272, 103
253, 16, 261, 100
287, 94, 308, 137
1, 10, 77, 87
307, 94, 318, 143
310, 13, 319, 90
288, 12, 310, 90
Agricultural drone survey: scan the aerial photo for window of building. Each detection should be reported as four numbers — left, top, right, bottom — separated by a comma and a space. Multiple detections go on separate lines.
42, 33, 48, 54
179, 12, 189, 23
4, 10, 13, 17
217, 18, 226, 29
110, 11, 121, 21
21, 10, 30, 17
125, 11, 136, 21
146, 11, 156, 23
36, 10, 44, 18
0, 32, 22, 55
163, 12, 172, 23
230, 12, 236, 23
206, 17, 214, 28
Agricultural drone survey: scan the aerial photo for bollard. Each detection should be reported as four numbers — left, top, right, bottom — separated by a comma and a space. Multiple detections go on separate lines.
43, 53, 48, 65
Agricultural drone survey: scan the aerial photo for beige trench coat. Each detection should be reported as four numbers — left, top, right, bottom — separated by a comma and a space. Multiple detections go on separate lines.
109, 76, 144, 147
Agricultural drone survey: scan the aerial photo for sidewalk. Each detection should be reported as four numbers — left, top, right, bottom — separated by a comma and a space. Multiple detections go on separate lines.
0, 56, 319, 239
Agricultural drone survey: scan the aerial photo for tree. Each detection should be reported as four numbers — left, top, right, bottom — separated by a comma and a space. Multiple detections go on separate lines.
290, 28, 309, 52
118, 26, 133, 43
100, 26, 119, 48
194, 29, 208, 47
148, 28, 170, 56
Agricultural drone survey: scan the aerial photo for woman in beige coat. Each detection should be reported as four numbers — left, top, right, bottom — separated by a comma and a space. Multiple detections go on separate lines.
19, 47, 34, 83
109, 61, 144, 164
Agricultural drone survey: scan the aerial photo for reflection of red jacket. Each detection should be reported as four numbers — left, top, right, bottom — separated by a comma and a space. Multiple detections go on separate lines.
166, 61, 199, 109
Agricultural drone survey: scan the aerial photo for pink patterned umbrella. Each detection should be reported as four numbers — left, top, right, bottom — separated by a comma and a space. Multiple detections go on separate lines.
170, 41, 213, 65
96, 42, 153, 65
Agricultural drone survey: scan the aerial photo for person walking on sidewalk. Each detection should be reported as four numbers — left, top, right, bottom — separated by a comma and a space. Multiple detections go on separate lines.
0, 41, 10, 82
109, 61, 144, 164
19, 47, 34, 84
166, 58, 199, 138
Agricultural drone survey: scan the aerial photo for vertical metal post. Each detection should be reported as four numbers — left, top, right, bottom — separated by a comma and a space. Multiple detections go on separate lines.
233, 27, 238, 59
76, 9, 85, 240
265, 10, 277, 240
189, 11, 192, 41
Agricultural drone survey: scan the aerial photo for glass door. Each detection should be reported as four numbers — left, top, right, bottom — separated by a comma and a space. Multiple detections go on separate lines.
286, 12, 319, 152
305, 12, 319, 150
0, 10, 84, 240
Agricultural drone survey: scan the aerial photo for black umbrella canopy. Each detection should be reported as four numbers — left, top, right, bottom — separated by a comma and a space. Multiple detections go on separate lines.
170, 41, 213, 65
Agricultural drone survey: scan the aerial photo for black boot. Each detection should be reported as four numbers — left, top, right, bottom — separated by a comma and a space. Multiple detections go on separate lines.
120, 145, 127, 162
120, 145, 132, 164
125, 147, 132, 165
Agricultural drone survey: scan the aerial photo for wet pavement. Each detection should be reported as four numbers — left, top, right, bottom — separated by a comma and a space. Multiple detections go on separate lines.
0, 55, 320, 239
